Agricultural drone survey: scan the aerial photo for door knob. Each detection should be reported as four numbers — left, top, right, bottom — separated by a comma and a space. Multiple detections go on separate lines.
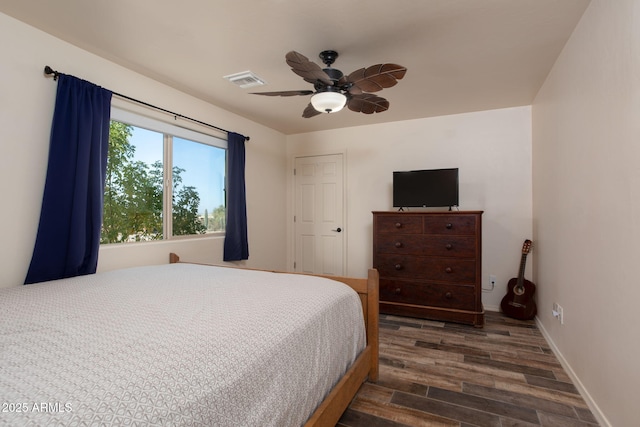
332, 227, 342, 232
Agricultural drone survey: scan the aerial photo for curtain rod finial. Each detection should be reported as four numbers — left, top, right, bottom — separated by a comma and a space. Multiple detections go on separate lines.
44, 65, 59, 80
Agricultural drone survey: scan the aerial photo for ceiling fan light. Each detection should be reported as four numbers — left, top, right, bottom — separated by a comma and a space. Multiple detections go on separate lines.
311, 91, 346, 113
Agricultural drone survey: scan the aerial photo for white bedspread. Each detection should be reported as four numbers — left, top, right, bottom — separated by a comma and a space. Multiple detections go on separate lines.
0, 263, 366, 426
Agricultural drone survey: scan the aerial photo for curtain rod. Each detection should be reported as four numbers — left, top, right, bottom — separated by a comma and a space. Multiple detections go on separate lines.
43, 66, 250, 141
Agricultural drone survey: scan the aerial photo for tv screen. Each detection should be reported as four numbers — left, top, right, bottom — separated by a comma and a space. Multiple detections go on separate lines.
393, 168, 459, 208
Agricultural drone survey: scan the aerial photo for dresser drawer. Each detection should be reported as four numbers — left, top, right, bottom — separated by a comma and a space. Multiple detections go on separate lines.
375, 215, 422, 234
376, 234, 476, 257
375, 255, 476, 283
380, 279, 476, 311
423, 214, 477, 235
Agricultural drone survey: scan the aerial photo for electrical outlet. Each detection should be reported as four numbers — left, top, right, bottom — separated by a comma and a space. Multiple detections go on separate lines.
552, 303, 564, 324
558, 305, 564, 324
489, 275, 496, 288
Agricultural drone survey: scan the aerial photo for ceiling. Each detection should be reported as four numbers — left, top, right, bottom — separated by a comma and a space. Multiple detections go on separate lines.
1, 0, 590, 135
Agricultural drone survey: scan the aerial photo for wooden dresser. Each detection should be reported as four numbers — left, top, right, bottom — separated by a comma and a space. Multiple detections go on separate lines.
372, 211, 484, 326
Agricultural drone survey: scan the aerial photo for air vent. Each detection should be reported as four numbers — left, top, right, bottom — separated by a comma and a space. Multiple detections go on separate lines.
223, 71, 266, 88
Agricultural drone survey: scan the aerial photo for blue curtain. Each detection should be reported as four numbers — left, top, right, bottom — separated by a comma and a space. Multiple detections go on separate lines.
223, 132, 249, 261
25, 74, 112, 284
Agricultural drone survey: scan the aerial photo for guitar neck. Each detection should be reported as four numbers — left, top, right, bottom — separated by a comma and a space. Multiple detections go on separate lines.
516, 252, 528, 287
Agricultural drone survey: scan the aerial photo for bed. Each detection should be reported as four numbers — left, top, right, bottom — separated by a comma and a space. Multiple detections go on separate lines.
0, 253, 379, 426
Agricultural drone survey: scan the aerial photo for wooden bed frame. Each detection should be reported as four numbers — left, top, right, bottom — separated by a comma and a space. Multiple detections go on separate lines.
168, 253, 379, 427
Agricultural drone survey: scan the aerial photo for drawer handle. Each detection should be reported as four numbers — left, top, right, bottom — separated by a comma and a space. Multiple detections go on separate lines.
395, 263, 403, 270
395, 288, 402, 295
445, 267, 453, 273
445, 223, 453, 229
395, 241, 403, 248
395, 222, 402, 228
445, 292, 453, 299
445, 243, 453, 250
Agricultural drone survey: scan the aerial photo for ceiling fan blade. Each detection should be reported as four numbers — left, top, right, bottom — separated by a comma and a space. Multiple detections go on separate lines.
250, 90, 314, 97
348, 85, 363, 95
302, 103, 323, 118
347, 63, 407, 93
347, 94, 390, 114
286, 51, 333, 86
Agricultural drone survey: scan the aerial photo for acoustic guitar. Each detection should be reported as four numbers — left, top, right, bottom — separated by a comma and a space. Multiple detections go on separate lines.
500, 239, 537, 320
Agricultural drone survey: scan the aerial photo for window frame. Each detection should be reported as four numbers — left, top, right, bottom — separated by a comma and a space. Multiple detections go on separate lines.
106, 107, 228, 244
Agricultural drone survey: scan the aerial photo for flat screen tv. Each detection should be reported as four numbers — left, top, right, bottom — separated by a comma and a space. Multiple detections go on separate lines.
393, 168, 459, 209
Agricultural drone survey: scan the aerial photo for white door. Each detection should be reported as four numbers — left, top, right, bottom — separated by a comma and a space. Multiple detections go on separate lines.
294, 154, 344, 276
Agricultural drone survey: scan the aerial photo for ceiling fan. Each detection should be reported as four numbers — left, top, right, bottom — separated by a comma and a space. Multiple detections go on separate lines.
251, 50, 407, 118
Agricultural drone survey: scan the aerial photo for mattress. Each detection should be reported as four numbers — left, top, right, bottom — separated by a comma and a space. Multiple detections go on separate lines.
0, 263, 366, 426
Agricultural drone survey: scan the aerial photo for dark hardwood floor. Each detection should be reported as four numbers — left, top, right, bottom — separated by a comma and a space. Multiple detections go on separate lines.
338, 311, 599, 427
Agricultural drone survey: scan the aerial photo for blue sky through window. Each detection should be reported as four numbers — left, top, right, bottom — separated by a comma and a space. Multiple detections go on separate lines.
129, 126, 225, 214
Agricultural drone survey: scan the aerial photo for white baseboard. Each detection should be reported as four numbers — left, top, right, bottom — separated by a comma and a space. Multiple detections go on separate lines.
535, 317, 610, 427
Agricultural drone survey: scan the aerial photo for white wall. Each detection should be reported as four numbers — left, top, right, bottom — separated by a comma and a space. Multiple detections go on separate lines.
286, 106, 533, 311
0, 13, 288, 288
532, 1, 639, 426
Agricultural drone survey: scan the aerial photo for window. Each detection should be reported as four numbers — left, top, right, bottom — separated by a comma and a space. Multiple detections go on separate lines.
101, 108, 227, 244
